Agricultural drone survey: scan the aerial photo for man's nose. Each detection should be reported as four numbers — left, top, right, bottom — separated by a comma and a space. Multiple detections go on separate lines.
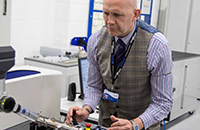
107, 15, 115, 24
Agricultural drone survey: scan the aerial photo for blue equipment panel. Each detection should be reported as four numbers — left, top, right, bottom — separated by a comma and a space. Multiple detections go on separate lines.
6, 70, 40, 80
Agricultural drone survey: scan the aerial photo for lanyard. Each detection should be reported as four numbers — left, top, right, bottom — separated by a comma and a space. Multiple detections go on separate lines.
111, 21, 138, 85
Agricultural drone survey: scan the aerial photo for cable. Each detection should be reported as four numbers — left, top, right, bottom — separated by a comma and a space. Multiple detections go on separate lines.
163, 121, 166, 130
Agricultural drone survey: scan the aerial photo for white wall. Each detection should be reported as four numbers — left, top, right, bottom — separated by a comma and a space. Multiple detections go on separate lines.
0, 0, 159, 65
3, 0, 89, 65
10, 0, 56, 65
54, 0, 89, 48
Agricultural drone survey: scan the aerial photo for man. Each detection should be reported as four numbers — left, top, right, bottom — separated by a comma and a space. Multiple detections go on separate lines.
66, 0, 173, 129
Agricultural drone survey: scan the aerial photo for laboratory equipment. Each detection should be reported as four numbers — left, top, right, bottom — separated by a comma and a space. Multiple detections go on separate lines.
0, 46, 107, 130
71, 37, 88, 51
40, 45, 83, 58
0, 46, 81, 129
24, 56, 79, 98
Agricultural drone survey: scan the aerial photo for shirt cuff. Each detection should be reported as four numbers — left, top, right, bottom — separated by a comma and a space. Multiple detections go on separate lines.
139, 112, 155, 129
83, 98, 98, 112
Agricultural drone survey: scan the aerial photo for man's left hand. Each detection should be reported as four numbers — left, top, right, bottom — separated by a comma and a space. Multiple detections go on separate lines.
107, 115, 133, 130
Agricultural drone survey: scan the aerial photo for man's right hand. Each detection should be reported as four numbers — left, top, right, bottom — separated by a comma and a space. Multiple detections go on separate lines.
65, 106, 91, 124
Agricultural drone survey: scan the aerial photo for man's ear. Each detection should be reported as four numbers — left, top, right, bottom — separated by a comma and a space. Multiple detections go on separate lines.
133, 9, 141, 21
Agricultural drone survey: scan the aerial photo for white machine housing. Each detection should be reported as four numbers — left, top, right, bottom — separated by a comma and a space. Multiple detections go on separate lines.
0, 65, 62, 129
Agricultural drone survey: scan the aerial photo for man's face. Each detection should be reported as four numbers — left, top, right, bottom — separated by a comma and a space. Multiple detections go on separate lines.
103, 0, 139, 37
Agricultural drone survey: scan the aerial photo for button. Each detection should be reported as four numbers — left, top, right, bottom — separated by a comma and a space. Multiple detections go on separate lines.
115, 87, 120, 89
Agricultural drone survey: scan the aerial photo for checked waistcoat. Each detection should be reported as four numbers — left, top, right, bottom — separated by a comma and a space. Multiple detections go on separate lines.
96, 20, 159, 129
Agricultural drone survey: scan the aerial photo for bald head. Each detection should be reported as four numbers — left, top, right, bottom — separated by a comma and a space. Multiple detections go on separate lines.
103, 0, 137, 9
130, 0, 137, 9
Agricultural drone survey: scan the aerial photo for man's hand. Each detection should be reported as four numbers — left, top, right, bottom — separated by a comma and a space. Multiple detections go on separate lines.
107, 115, 133, 130
65, 106, 90, 124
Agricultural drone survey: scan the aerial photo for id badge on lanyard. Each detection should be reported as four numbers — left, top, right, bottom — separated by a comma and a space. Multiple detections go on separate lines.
102, 89, 119, 104
102, 20, 138, 104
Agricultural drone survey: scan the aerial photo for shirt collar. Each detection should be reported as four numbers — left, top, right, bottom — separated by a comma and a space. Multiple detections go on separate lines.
115, 23, 136, 46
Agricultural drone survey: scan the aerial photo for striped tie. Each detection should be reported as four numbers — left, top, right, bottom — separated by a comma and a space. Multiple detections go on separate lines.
114, 38, 126, 73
